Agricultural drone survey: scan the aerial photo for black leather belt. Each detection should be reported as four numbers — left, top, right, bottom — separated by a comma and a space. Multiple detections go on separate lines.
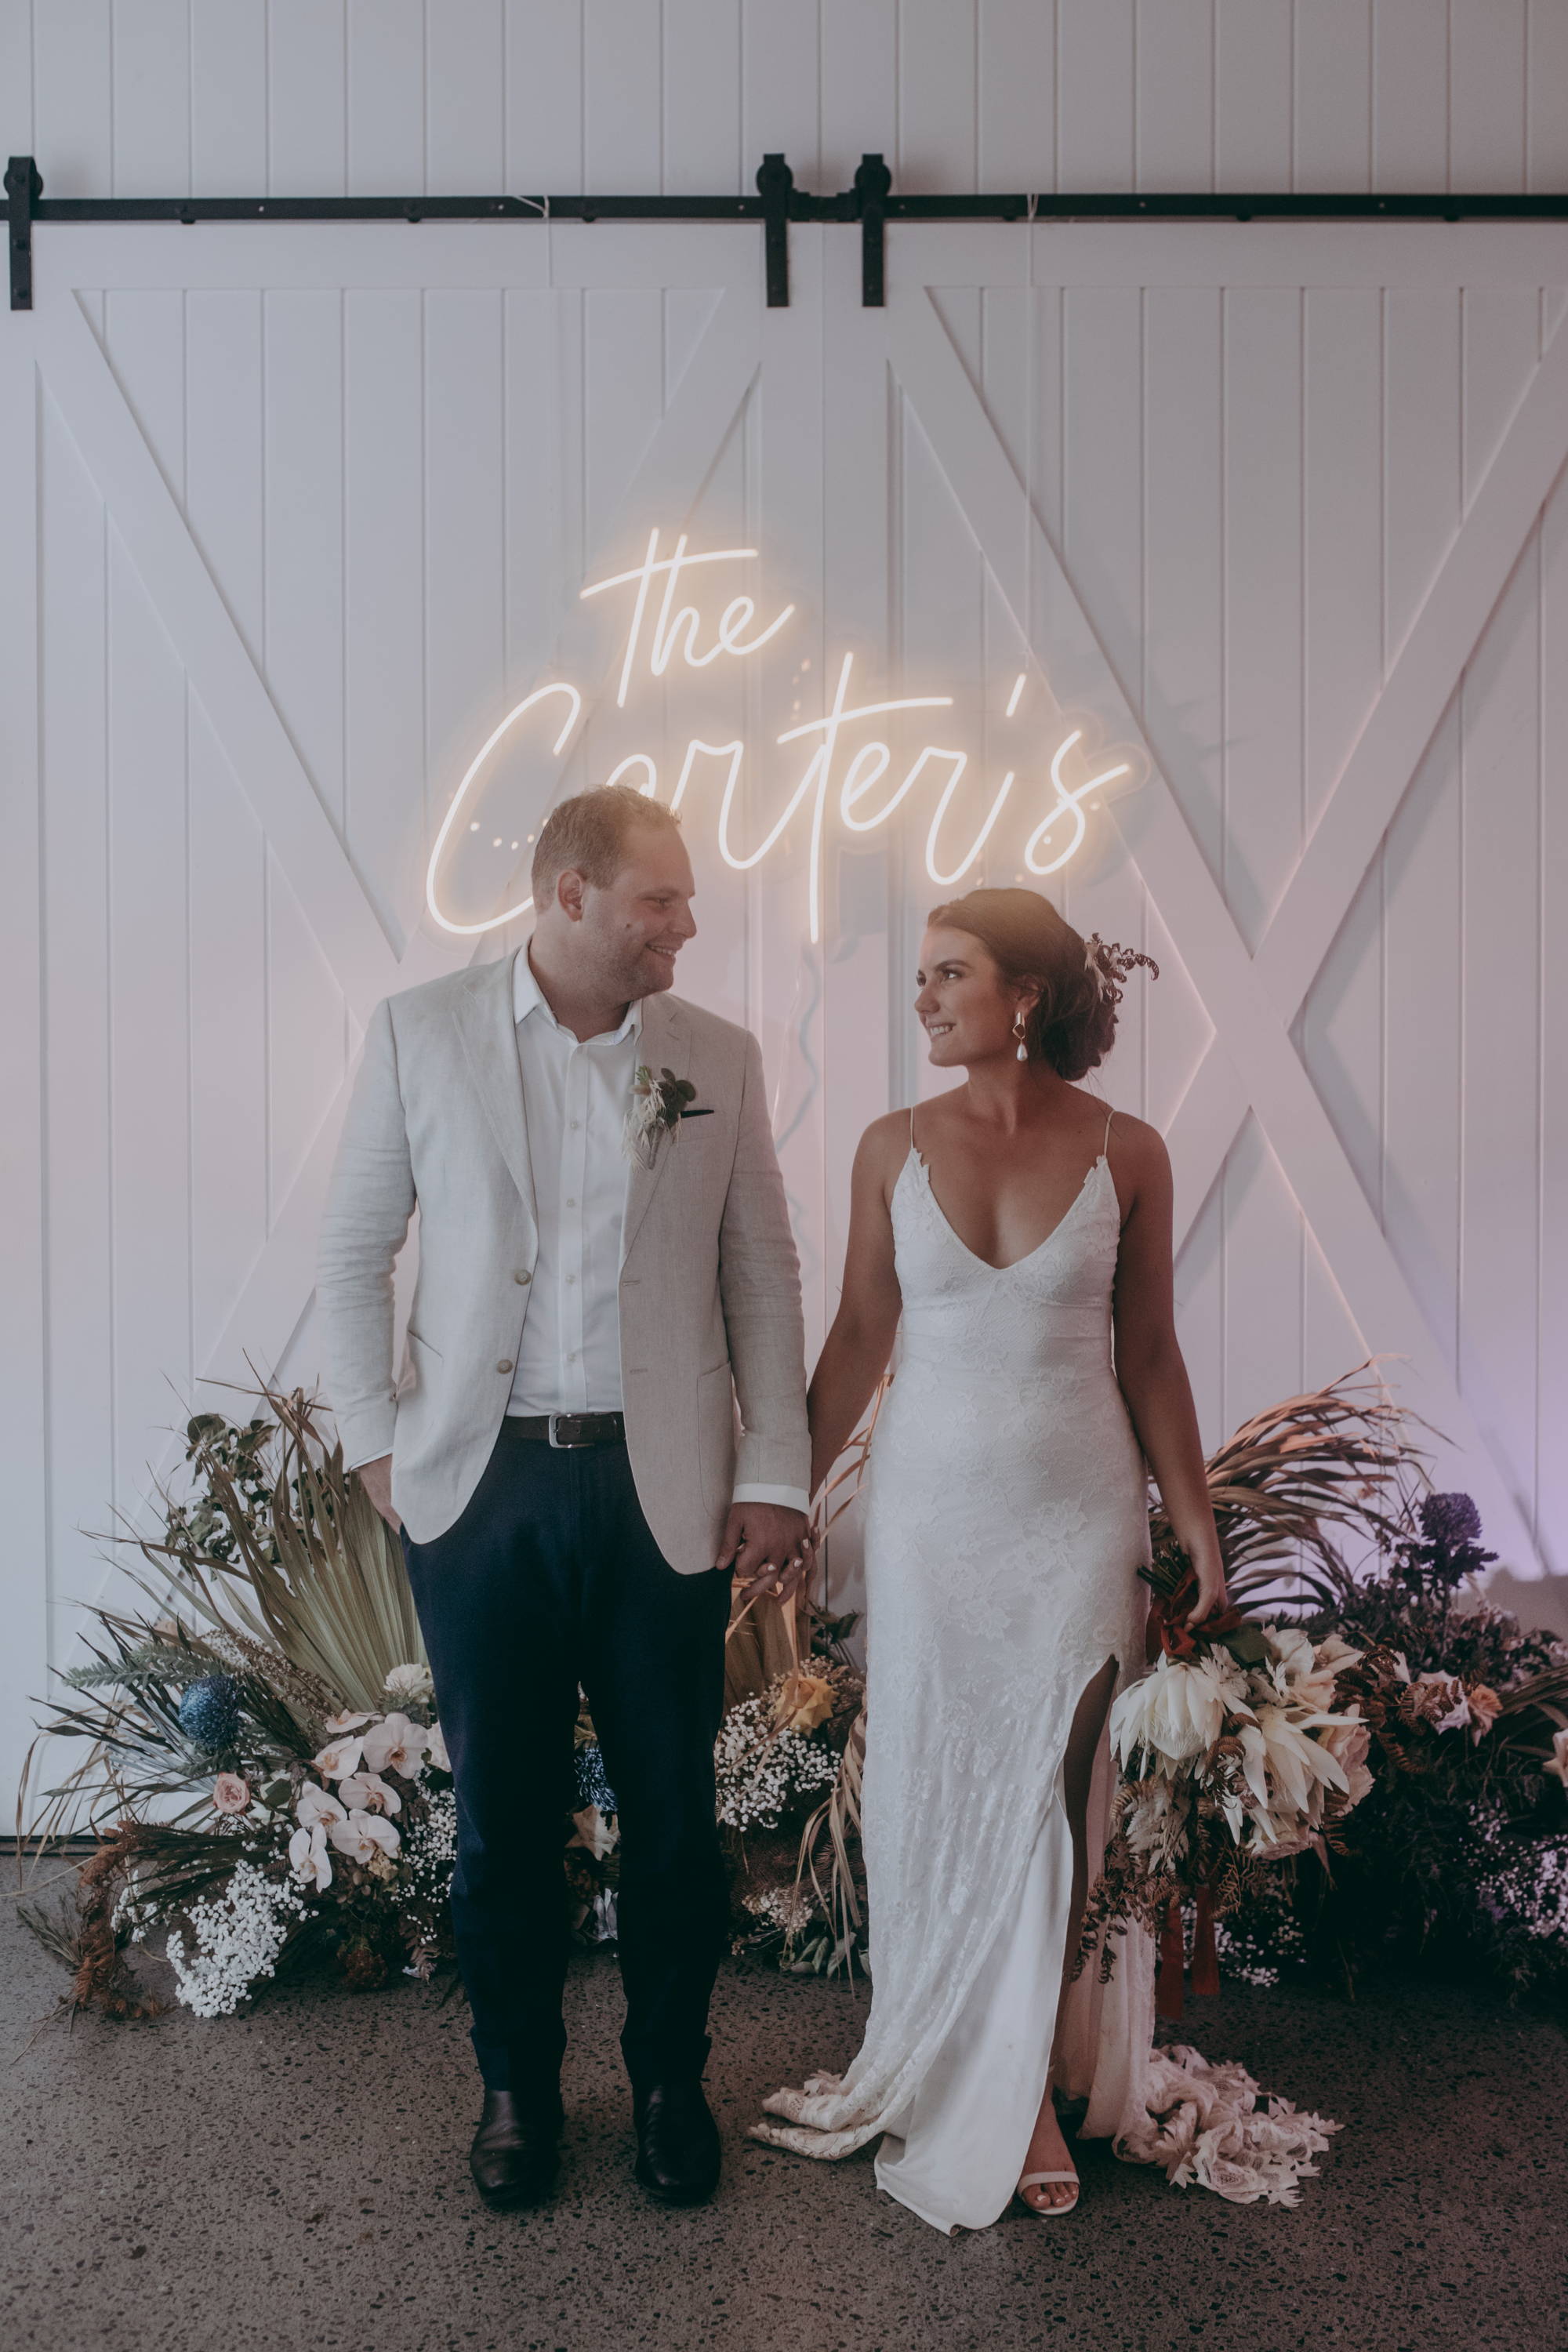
509, 1410, 626, 1449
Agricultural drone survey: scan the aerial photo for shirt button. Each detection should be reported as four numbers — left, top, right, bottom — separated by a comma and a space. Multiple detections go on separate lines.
565, 1273, 576, 1287
514, 1269, 531, 1285
496, 1359, 514, 1374
565, 1197, 577, 1209
569, 1119, 581, 1131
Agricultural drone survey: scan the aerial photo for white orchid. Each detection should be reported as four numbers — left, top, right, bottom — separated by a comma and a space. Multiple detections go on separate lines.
311, 1734, 365, 1780
1544, 1728, 1568, 1787
327, 1808, 401, 1864
425, 1722, 450, 1776
361, 1711, 430, 1779
295, 1780, 347, 1831
322, 1710, 375, 1736
336, 1771, 402, 1817
1111, 1649, 1253, 1771
383, 1662, 434, 1707
288, 1821, 333, 1892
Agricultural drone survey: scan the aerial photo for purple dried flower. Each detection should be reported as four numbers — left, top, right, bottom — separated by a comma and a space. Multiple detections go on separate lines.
1419, 1493, 1483, 1551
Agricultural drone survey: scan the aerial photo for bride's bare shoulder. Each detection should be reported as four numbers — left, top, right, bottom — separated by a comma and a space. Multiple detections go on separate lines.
853, 1109, 916, 1194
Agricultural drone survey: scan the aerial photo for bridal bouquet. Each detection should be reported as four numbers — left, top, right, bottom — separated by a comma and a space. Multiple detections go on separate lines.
1075, 1616, 1374, 2009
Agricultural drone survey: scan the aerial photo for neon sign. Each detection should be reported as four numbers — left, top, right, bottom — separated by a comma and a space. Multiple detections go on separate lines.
425, 529, 1137, 942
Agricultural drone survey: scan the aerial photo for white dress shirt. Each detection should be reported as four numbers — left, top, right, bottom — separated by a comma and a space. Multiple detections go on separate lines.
507, 948, 808, 1515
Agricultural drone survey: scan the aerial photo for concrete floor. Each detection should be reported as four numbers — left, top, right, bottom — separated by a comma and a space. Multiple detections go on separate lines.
3, 1899, 1564, 2352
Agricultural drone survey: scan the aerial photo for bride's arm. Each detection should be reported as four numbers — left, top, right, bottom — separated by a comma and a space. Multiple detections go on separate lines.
806, 1117, 906, 1500
1106, 1120, 1229, 1628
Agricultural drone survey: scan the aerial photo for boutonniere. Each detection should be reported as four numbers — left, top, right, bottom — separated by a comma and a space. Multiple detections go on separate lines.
623, 1064, 709, 1169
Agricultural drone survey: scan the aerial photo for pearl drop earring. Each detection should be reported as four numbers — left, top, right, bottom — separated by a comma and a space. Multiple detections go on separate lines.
1013, 1010, 1029, 1062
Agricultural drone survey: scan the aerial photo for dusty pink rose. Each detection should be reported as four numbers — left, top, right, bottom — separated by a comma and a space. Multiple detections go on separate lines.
1316, 1718, 1374, 1809
212, 1772, 251, 1815
1465, 1683, 1501, 1739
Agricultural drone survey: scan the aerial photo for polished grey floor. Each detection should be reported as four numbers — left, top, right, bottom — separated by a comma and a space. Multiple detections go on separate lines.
3, 1895, 1563, 2352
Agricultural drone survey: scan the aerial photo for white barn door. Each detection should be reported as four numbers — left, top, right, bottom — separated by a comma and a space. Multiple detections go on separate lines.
4, 216, 1566, 1817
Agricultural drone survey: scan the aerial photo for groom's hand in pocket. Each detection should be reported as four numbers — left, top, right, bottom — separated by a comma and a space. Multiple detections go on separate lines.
718, 1503, 813, 1603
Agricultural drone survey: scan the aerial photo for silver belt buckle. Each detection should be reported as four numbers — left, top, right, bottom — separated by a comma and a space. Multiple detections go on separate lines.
548, 1412, 586, 1449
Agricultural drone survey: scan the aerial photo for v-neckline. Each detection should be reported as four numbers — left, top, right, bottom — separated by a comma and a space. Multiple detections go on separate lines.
907, 1146, 1107, 1276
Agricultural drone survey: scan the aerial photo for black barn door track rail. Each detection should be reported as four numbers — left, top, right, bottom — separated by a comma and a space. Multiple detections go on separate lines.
8, 151, 1566, 313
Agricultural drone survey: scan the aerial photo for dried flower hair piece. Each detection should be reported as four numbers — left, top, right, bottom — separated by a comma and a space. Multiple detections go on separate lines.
1084, 932, 1160, 1005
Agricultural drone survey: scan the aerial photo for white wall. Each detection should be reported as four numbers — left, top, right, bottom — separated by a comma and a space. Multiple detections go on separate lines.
4, 3, 1567, 1820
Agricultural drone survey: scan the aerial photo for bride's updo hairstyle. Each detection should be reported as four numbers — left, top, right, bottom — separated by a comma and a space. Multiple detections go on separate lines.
926, 887, 1159, 1080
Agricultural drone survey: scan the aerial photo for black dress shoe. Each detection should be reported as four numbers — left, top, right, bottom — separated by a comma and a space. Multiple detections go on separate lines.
632, 2078, 722, 2205
468, 2087, 563, 2211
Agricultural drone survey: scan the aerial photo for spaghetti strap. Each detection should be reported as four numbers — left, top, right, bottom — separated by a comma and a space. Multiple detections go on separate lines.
1102, 1105, 1115, 1156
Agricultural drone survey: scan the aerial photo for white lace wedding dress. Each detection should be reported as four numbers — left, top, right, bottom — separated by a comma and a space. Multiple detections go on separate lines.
750, 1109, 1338, 2230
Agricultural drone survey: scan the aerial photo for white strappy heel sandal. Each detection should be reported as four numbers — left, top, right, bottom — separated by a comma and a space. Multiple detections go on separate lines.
1014, 2168, 1080, 2217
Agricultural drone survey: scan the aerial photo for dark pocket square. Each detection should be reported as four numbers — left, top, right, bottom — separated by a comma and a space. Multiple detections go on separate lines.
680, 1106, 715, 1118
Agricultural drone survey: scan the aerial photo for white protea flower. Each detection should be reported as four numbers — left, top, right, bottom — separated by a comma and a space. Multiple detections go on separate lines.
295, 1780, 347, 1831
336, 1770, 402, 1817
1247, 1705, 1350, 1823
1110, 1650, 1254, 1772
1261, 1626, 1363, 1713
361, 1711, 430, 1779
383, 1662, 434, 1706
310, 1734, 365, 1781
327, 1808, 401, 1865
288, 1821, 334, 1892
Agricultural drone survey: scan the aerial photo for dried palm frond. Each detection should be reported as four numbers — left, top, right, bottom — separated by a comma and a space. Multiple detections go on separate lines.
793, 1704, 866, 1975
129, 1382, 425, 1712
1151, 1360, 1425, 1616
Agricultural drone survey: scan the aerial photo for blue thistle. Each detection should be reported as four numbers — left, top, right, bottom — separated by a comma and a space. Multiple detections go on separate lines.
177, 1674, 241, 1754
572, 1740, 618, 1817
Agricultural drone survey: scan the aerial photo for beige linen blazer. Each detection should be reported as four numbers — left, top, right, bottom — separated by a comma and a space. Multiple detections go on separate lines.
314, 951, 810, 1566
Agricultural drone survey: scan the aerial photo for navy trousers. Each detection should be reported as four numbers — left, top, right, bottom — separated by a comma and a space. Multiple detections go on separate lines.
400, 1419, 735, 2098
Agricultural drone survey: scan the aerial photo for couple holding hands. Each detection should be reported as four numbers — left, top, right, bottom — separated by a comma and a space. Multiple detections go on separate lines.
317, 781, 1226, 2236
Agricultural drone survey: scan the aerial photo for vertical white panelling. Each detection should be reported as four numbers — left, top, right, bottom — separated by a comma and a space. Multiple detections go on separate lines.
1298, 287, 1383, 1386
186, 291, 265, 665
40, 385, 114, 1659
0, 322, 47, 1811
1056, 0, 1134, 191
1222, 285, 1307, 1420
1459, 543, 1541, 1521
1371, 0, 1449, 191
1527, 0, 1568, 192
503, 0, 585, 191
898, 0, 978, 193
347, 0, 425, 195
1539, 470, 1568, 1564
1213, 0, 1291, 191
32, 0, 113, 198
664, 1, 742, 194
583, 0, 662, 191
187, 697, 269, 1377
1140, 281, 1225, 1444
1384, 288, 1460, 654
101, 296, 193, 1519
426, 0, 506, 194
1449, 0, 1526, 192
263, 291, 345, 830
976, 0, 1054, 190
1294, 0, 1372, 190
111, 0, 192, 196
1134, 0, 1214, 193
191, 0, 269, 196
267, 0, 348, 196
424, 288, 505, 880
345, 289, 426, 942
0, 0, 34, 158
819, 0, 897, 191
741, 0, 821, 187
1058, 283, 1145, 1112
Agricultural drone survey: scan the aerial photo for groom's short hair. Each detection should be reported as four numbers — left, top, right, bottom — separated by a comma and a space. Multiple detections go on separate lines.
532, 784, 684, 904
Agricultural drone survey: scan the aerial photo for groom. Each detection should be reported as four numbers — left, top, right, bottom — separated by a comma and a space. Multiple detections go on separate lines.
316, 784, 811, 2211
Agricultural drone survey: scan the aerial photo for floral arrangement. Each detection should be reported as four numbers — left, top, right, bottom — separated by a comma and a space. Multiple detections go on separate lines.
1213, 1490, 1568, 2003
720, 1656, 867, 1974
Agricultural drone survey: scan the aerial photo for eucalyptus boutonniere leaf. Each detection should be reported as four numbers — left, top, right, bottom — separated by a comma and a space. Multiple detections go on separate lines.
623, 1064, 702, 1170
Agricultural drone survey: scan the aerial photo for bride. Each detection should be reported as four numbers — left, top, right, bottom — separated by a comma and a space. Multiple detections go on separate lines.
750, 886, 1229, 2230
